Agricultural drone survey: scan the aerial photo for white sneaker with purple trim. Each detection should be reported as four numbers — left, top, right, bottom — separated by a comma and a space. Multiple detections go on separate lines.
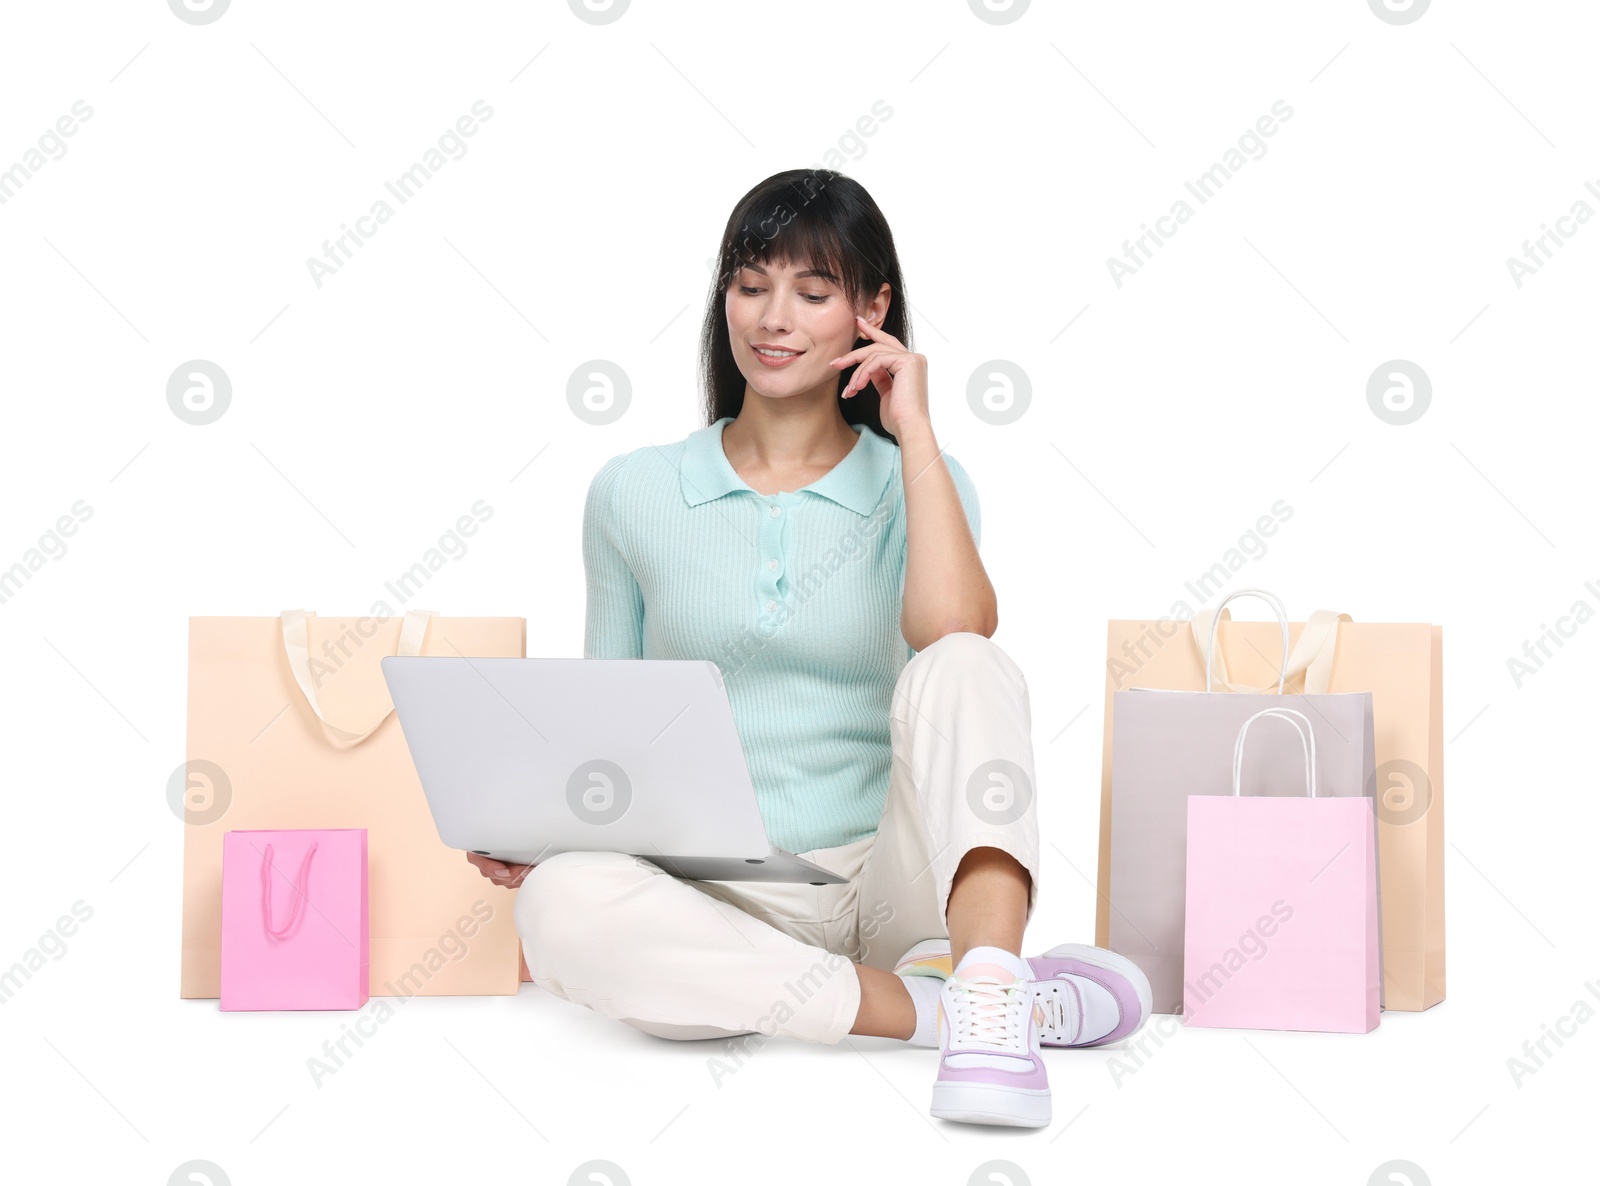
929, 950, 1051, 1128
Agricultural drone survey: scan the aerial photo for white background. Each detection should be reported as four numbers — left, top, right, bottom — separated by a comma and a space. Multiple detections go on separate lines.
2, 1, 1595, 1183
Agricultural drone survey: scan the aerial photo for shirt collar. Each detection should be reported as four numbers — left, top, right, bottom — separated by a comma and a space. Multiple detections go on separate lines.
679, 416, 893, 516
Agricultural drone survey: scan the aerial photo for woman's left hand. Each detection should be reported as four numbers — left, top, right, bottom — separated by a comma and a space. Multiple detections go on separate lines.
828, 314, 930, 439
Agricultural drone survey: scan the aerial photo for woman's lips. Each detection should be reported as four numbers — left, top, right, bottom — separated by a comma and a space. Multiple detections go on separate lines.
752, 346, 805, 368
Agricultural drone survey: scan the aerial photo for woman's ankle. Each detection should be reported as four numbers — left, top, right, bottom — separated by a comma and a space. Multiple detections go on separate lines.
849, 963, 917, 1039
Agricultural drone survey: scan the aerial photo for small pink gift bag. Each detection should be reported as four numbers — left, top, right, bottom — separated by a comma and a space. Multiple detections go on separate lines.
220, 829, 368, 1011
1183, 708, 1380, 1034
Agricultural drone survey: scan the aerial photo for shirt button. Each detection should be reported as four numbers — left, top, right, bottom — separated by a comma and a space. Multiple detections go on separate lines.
769, 505, 781, 517
766, 599, 777, 611
767, 558, 779, 572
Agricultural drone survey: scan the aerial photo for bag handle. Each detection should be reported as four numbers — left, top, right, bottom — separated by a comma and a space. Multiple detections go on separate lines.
280, 609, 434, 743
260, 841, 319, 938
1232, 707, 1317, 799
1199, 589, 1291, 693
1191, 589, 1351, 695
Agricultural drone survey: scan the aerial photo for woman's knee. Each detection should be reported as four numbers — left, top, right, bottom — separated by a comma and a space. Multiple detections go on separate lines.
513, 850, 643, 967
898, 630, 1027, 698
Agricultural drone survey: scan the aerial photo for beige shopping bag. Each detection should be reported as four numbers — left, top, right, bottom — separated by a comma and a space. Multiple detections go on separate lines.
180, 610, 527, 998
1096, 592, 1444, 1012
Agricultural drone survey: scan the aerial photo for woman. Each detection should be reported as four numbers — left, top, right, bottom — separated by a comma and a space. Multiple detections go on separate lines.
471, 169, 1151, 1129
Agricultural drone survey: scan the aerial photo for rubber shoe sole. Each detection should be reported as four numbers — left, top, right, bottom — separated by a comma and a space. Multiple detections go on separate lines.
931, 1082, 1052, 1128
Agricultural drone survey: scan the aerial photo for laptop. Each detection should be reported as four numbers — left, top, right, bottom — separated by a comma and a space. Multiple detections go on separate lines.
381, 655, 847, 885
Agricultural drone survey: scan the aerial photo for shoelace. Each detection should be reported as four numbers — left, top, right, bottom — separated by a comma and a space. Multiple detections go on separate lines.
947, 972, 1028, 1050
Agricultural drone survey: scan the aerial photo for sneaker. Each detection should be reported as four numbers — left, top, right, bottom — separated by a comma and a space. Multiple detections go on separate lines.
896, 939, 1152, 1048
930, 955, 1051, 1128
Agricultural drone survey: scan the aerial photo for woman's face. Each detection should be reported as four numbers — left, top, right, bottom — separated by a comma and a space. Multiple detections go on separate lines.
725, 258, 887, 401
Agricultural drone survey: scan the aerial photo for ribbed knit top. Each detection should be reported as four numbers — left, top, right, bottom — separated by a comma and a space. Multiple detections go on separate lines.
582, 415, 981, 854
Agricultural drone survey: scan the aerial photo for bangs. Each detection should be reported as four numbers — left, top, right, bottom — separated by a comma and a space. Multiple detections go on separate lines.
717, 179, 871, 299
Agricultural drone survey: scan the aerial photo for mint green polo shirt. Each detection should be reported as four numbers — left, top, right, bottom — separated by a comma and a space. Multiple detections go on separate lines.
582, 415, 981, 854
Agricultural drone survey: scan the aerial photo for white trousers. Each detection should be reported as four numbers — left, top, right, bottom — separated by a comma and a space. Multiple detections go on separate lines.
514, 631, 1041, 1045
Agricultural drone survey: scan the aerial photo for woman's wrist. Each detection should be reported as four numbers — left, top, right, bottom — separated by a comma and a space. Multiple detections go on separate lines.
893, 415, 936, 451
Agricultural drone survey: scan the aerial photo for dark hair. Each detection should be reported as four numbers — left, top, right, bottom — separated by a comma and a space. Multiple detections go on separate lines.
698, 169, 908, 443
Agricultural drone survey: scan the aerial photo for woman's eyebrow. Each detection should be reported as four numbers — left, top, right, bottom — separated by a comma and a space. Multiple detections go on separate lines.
740, 262, 839, 283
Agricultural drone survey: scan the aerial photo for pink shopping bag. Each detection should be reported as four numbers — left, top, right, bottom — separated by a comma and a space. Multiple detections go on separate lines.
1183, 708, 1380, 1034
220, 829, 368, 1011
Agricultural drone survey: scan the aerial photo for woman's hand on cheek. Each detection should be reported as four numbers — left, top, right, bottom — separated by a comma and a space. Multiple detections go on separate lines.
828, 314, 930, 438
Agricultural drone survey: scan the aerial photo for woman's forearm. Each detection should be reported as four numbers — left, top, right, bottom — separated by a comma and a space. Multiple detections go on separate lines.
897, 416, 998, 650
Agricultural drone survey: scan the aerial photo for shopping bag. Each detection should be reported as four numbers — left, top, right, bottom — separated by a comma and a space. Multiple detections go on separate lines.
181, 610, 526, 998
1183, 709, 1381, 1033
221, 829, 368, 1011
1099, 589, 1376, 1014
1096, 588, 1443, 1011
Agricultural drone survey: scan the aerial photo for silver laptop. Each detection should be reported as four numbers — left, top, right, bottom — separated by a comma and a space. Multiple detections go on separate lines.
381, 655, 846, 885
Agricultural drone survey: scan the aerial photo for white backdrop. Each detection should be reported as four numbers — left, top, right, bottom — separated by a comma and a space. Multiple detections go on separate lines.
2, 1, 1594, 1182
